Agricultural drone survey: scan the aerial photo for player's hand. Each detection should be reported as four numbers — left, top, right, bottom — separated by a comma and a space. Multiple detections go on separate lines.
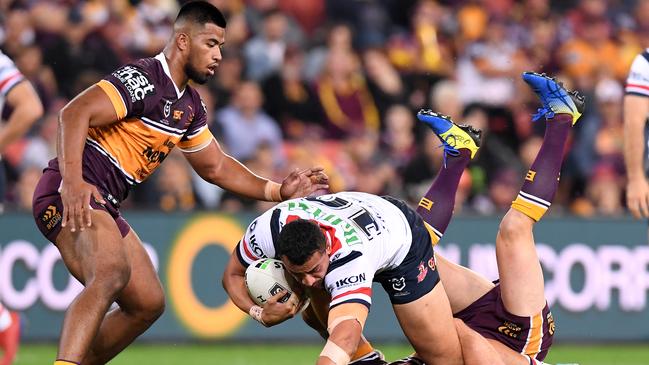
261, 290, 300, 327
60, 178, 106, 232
626, 177, 649, 219
280, 167, 329, 200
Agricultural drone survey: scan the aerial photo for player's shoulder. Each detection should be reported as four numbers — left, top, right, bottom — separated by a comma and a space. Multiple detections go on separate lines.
0, 50, 16, 68
184, 84, 207, 112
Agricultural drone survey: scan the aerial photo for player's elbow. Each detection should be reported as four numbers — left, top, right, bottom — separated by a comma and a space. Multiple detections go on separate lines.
330, 320, 362, 357
21, 97, 44, 124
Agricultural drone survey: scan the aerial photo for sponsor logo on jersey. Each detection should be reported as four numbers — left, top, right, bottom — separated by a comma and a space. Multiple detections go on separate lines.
335, 273, 366, 289
141, 139, 175, 167
112, 66, 155, 102
41, 205, 62, 231
390, 277, 406, 292
416, 261, 428, 283
547, 312, 555, 336
248, 234, 267, 258
173, 110, 184, 121
286, 201, 362, 246
428, 256, 436, 271
497, 321, 523, 338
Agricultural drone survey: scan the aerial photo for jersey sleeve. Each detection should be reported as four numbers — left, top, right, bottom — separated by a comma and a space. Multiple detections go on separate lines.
325, 251, 374, 310
235, 210, 277, 267
625, 52, 649, 97
96, 64, 157, 120
0, 52, 25, 98
178, 97, 214, 152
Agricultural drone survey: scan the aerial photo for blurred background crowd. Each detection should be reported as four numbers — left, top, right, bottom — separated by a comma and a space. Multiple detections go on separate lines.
0, 0, 641, 216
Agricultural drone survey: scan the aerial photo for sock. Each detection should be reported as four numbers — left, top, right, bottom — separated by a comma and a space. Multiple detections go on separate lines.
54, 360, 80, 365
350, 337, 374, 362
416, 149, 471, 244
0, 312, 20, 365
0, 304, 10, 332
512, 114, 571, 221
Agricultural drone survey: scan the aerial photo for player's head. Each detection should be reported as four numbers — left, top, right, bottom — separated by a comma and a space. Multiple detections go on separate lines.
278, 219, 330, 289
172, 1, 227, 84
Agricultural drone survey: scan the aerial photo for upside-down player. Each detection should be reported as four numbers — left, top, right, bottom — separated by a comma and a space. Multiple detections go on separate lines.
391, 72, 584, 365
31, 2, 327, 365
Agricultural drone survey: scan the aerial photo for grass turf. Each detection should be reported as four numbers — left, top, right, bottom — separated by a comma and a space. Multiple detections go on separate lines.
15, 343, 649, 365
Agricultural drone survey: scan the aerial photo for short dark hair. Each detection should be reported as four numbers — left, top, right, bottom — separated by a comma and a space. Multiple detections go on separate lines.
277, 219, 326, 265
176, 1, 227, 28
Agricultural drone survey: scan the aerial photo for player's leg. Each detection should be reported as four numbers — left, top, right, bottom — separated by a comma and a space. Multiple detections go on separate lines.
54, 210, 131, 364
392, 283, 463, 365
82, 229, 165, 365
0, 303, 20, 365
414, 111, 495, 311
498, 72, 585, 316
455, 320, 505, 365
302, 288, 386, 365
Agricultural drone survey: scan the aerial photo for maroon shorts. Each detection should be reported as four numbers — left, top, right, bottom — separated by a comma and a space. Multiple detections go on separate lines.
32, 167, 131, 243
454, 283, 554, 362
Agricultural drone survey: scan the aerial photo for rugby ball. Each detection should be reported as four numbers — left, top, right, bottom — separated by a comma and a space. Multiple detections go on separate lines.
245, 258, 294, 306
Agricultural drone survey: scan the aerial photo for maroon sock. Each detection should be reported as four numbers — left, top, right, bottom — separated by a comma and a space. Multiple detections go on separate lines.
513, 113, 572, 221
416, 149, 471, 243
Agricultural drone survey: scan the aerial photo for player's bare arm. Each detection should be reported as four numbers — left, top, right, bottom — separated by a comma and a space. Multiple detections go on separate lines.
623, 94, 649, 218
184, 140, 329, 201
0, 80, 43, 153
317, 303, 368, 365
222, 252, 299, 326
58, 85, 124, 232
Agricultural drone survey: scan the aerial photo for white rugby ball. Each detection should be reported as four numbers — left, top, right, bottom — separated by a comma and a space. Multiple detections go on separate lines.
245, 258, 293, 306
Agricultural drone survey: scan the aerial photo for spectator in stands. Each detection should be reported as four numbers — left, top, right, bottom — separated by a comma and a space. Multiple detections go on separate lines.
216, 80, 285, 166
261, 46, 324, 140
314, 48, 380, 139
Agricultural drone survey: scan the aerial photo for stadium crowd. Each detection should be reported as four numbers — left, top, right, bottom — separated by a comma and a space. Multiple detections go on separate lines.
0, 0, 640, 216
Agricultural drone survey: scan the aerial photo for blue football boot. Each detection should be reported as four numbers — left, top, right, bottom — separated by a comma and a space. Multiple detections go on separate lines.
417, 109, 481, 159
522, 71, 586, 125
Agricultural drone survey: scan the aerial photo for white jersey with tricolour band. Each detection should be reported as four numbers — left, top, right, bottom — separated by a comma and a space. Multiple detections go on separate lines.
0, 50, 24, 113
235, 192, 413, 309
625, 49, 649, 97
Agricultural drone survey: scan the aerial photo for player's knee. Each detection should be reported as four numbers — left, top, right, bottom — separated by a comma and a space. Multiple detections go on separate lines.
92, 265, 131, 298
498, 210, 531, 241
139, 291, 166, 324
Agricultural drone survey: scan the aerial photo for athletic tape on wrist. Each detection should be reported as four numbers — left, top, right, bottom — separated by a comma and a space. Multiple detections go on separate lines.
249, 305, 266, 326
264, 181, 283, 202
320, 339, 351, 365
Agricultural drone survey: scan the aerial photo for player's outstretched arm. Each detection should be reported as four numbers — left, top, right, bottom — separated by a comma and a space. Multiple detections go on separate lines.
58, 85, 120, 232
0, 80, 43, 153
624, 94, 649, 218
317, 303, 368, 365
184, 139, 329, 201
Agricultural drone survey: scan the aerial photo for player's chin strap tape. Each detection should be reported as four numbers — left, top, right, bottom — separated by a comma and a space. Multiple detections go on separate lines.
249, 305, 266, 326
327, 315, 362, 334
320, 339, 351, 365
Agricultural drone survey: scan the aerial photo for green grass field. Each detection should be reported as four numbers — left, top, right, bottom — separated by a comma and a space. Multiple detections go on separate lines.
14, 343, 649, 365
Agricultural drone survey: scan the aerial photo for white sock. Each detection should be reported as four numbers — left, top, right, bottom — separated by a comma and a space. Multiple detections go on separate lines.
0, 306, 11, 331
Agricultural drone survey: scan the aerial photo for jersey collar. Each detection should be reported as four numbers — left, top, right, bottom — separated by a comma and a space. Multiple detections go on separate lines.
155, 53, 185, 99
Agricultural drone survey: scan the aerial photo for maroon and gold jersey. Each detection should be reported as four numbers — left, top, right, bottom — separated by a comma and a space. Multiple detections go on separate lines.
91, 53, 213, 187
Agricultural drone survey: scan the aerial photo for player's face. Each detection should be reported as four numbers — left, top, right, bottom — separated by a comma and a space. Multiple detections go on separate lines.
186, 23, 224, 84
283, 250, 330, 289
